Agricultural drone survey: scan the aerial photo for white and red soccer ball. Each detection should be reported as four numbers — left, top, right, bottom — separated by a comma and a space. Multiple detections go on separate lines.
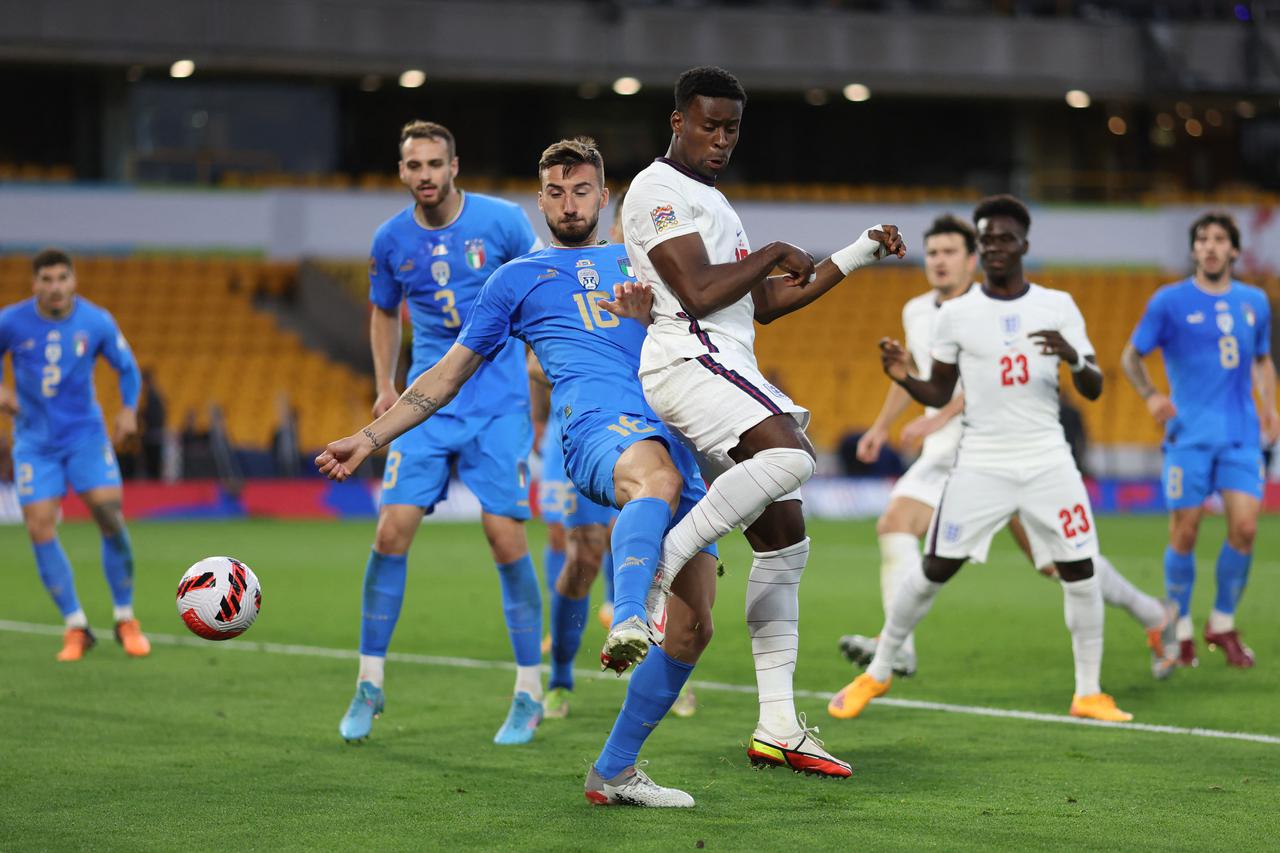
176, 556, 262, 640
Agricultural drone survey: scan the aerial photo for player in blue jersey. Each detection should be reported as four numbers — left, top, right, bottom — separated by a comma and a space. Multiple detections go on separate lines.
1122, 212, 1278, 669
528, 350, 617, 719
0, 249, 150, 662
338, 121, 546, 746
318, 137, 730, 806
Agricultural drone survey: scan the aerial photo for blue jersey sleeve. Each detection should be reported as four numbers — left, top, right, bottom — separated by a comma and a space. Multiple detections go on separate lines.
457, 269, 517, 361
367, 228, 402, 311
99, 310, 141, 407
0, 311, 11, 380
1255, 294, 1271, 359
1131, 289, 1169, 356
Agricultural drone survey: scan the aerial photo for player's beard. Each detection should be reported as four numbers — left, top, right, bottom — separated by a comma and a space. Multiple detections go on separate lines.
550, 212, 600, 246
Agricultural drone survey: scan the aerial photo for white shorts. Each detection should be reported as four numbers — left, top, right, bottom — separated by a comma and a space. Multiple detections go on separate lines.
889, 450, 956, 507
926, 462, 1099, 564
641, 352, 810, 473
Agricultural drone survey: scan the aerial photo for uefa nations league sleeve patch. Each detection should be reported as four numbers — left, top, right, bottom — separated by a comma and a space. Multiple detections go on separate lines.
650, 204, 679, 234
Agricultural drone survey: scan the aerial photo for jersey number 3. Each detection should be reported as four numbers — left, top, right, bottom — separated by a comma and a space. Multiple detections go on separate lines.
999, 354, 1029, 386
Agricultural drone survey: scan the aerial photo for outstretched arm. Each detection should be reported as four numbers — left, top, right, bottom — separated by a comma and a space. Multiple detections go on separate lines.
753, 226, 907, 324
879, 338, 958, 408
316, 343, 484, 480
1120, 342, 1176, 424
646, 234, 814, 319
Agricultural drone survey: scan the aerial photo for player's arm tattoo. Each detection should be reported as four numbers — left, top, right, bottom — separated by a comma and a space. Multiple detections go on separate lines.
363, 427, 382, 449
1120, 343, 1157, 398
403, 389, 441, 418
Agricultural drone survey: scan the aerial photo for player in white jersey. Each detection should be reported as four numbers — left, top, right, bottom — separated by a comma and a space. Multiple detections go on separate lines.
827, 195, 1134, 724
840, 216, 1177, 681
616, 66, 905, 776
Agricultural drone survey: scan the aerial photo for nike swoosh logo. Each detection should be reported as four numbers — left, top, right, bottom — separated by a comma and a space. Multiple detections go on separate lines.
652, 607, 667, 635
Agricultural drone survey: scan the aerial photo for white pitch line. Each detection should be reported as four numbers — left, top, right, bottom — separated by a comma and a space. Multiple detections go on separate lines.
4, 618, 1277, 747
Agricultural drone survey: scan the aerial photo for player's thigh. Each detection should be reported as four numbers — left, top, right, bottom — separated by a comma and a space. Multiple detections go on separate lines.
379, 420, 456, 514
563, 410, 677, 508
456, 412, 534, 522
481, 512, 529, 565
12, 446, 68, 509
880, 461, 945, 536
664, 550, 718, 664
20, 497, 61, 544
925, 468, 1018, 563
65, 433, 123, 496
1017, 464, 1100, 564
642, 353, 808, 472
1162, 446, 1212, 510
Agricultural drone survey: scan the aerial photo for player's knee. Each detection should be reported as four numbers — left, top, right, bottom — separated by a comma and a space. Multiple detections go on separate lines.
1168, 519, 1199, 552
876, 503, 915, 536
23, 515, 57, 545
546, 523, 567, 553
639, 462, 684, 513
89, 501, 125, 537
753, 446, 816, 490
1056, 558, 1093, 582
373, 516, 416, 556
1228, 517, 1258, 550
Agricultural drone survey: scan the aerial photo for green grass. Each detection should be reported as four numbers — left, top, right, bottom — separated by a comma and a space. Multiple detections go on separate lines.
1, 516, 1277, 851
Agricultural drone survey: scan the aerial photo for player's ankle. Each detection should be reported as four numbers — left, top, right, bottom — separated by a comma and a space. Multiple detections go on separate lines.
64, 609, 89, 629
112, 605, 135, 622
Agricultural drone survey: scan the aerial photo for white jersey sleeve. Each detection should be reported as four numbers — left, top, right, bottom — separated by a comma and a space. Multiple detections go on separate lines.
623, 167, 701, 253
1058, 292, 1096, 360
930, 301, 960, 365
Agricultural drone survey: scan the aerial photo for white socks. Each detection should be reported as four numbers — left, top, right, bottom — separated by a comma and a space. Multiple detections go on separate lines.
867, 563, 941, 683
658, 447, 815, 587
64, 609, 89, 629
1062, 575, 1104, 697
358, 654, 386, 688
514, 665, 543, 701
747, 537, 808, 735
1208, 610, 1235, 633
112, 605, 135, 623
1176, 616, 1194, 641
878, 533, 921, 657
1094, 555, 1164, 630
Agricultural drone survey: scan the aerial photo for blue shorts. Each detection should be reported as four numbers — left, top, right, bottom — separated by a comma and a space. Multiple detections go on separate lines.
539, 422, 616, 529
1162, 443, 1264, 510
381, 411, 532, 520
14, 430, 122, 506
563, 409, 716, 557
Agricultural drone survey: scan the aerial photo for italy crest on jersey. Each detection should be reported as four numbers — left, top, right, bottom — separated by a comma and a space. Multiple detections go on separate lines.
74, 331, 90, 358
465, 239, 486, 270
618, 257, 634, 278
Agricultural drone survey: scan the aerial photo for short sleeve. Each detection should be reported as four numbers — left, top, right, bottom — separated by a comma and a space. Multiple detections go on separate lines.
456, 269, 517, 361
504, 206, 540, 261
1254, 294, 1271, 358
367, 230, 401, 311
930, 303, 959, 364
623, 170, 701, 254
1130, 289, 1168, 356
1059, 294, 1095, 359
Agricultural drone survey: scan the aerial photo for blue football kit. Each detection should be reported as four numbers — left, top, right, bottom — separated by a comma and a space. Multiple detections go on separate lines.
368, 191, 539, 518
1131, 276, 1272, 621
538, 406, 617, 529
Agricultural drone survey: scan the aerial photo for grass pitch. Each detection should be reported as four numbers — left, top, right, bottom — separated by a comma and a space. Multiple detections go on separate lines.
1, 515, 1277, 850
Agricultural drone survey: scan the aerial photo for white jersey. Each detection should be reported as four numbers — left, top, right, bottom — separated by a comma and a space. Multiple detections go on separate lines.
901, 287, 968, 459
623, 158, 756, 374
931, 283, 1094, 470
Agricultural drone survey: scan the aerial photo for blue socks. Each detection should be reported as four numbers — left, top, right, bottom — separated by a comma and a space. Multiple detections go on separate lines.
496, 555, 542, 667
610, 497, 672, 625
543, 545, 566, 599
1214, 542, 1252, 616
601, 546, 615, 605
100, 531, 135, 608
595, 647, 693, 779
33, 538, 80, 617
359, 550, 408, 656
549, 589, 589, 690
1164, 547, 1195, 618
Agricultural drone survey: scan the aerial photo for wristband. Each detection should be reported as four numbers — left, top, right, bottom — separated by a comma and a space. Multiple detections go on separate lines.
832, 227, 886, 276
1070, 354, 1089, 373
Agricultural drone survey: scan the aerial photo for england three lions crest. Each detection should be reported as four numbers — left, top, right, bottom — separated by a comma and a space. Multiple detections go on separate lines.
464, 239, 486, 270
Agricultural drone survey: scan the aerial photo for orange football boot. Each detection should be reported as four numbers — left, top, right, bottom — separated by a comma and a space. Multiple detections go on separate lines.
826, 673, 891, 720
56, 627, 96, 662
1069, 693, 1133, 722
114, 619, 151, 657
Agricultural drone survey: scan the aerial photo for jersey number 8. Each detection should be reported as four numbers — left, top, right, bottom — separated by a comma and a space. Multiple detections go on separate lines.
1219, 335, 1239, 369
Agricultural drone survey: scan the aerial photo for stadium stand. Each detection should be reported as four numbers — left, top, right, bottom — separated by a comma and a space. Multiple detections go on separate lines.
0, 255, 371, 453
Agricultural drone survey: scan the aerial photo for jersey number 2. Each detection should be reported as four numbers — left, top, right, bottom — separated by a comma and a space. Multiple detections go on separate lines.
1000, 354, 1029, 386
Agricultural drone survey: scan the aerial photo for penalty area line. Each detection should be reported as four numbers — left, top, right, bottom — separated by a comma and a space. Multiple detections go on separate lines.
3, 618, 1277, 747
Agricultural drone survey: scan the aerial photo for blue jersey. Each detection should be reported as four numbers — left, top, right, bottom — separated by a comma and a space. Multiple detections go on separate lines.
1131, 278, 1271, 449
369, 191, 540, 418
0, 297, 140, 453
458, 243, 650, 423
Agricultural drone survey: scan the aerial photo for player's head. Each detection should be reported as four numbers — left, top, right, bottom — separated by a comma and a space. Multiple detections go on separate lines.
398, 120, 458, 209
972, 194, 1031, 280
923, 214, 977, 295
669, 66, 746, 180
537, 136, 609, 247
1189, 211, 1240, 282
32, 247, 76, 317
608, 188, 627, 244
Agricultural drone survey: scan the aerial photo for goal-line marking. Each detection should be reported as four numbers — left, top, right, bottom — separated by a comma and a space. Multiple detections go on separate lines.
3, 618, 1276, 747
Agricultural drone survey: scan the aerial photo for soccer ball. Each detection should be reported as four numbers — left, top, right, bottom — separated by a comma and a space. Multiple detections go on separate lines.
176, 556, 262, 640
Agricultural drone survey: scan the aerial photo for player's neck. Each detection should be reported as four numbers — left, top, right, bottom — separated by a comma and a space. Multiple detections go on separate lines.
35, 297, 74, 321
414, 189, 463, 229
659, 148, 716, 187
933, 282, 970, 303
551, 234, 600, 249
982, 274, 1028, 300
1193, 270, 1231, 294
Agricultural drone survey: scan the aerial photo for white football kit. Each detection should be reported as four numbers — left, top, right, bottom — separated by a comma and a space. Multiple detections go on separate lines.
925, 284, 1099, 564
623, 158, 808, 473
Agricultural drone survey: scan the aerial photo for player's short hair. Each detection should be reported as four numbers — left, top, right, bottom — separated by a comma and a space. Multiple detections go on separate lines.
674, 66, 747, 113
538, 136, 605, 185
399, 120, 455, 159
1189, 211, 1240, 250
972, 194, 1031, 234
32, 247, 73, 274
923, 214, 977, 255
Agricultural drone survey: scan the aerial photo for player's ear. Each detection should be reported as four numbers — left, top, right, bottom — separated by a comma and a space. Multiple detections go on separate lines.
599, 186, 610, 211
450, 156, 460, 179
670, 109, 683, 135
